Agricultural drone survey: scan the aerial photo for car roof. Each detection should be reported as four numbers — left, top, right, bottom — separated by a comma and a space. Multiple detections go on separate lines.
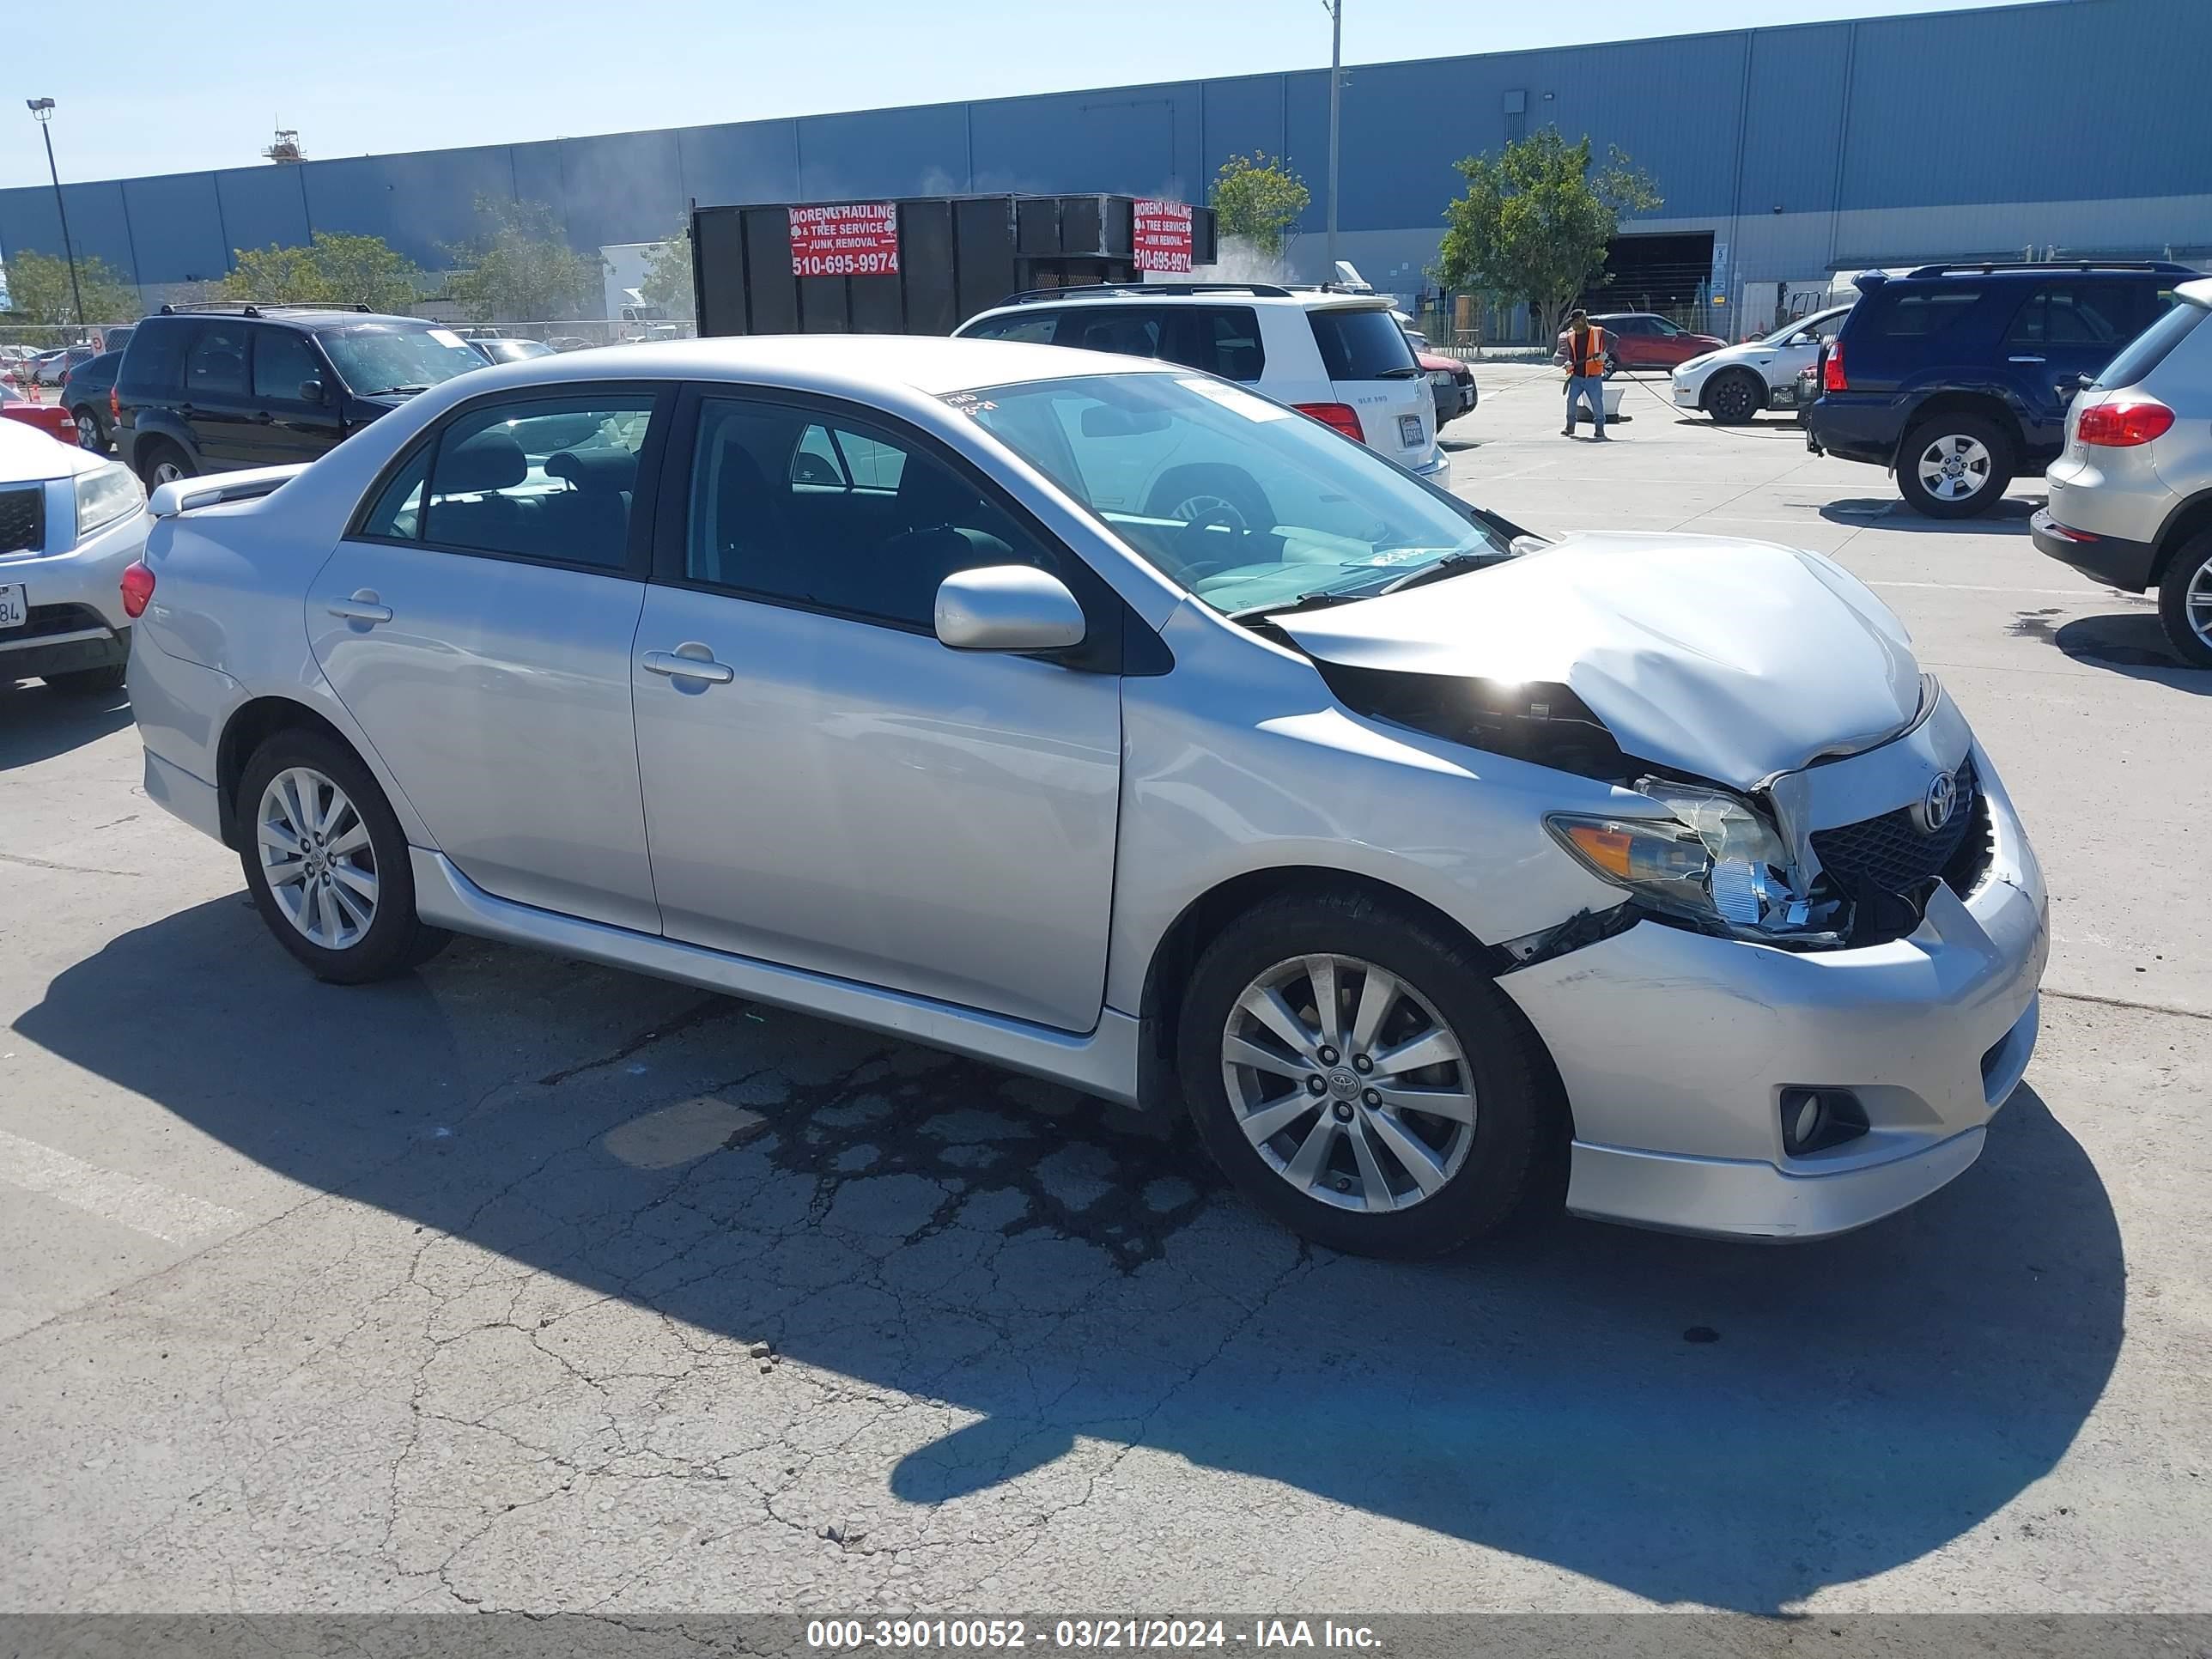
144, 309, 440, 330
458, 333, 1186, 398
970, 289, 1388, 316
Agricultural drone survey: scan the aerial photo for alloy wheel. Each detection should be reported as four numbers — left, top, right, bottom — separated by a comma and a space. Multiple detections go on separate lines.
2187, 556, 2212, 651
76, 413, 100, 450
257, 766, 379, 950
1915, 434, 1992, 501
1218, 953, 1477, 1213
151, 459, 186, 485
1711, 375, 1757, 422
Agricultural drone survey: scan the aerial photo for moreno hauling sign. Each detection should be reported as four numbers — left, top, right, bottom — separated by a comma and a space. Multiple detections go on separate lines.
788, 203, 901, 278
1133, 199, 1194, 274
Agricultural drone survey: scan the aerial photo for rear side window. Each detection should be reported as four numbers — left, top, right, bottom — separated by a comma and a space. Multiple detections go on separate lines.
185, 324, 250, 396
1180, 307, 1266, 382
1867, 289, 1983, 339
119, 319, 190, 394
1059, 308, 1170, 359
1309, 308, 1418, 380
420, 394, 659, 570
2094, 301, 2208, 389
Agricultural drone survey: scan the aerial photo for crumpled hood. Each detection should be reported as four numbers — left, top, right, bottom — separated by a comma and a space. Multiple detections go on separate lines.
1278, 532, 1923, 787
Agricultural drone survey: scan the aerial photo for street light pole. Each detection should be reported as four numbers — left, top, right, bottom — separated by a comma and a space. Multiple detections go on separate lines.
1324, 0, 1342, 275
26, 99, 88, 335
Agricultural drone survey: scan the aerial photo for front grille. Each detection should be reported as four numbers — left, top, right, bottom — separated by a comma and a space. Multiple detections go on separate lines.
0, 486, 43, 556
1812, 757, 1981, 896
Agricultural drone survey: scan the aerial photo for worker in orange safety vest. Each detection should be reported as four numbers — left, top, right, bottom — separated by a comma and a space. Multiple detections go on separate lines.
1557, 308, 1610, 441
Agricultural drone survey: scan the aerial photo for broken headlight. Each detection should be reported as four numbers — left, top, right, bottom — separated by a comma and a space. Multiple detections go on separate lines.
1547, 780, 1844, 943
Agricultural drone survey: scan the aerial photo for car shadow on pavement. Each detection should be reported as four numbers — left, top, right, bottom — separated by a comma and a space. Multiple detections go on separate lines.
0, 680, 132, 769
15, 896, 2124, 1614
2003, 610, 2209, 690
1819, 497, 2036, 532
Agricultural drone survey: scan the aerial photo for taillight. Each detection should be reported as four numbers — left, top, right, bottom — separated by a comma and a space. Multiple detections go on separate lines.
109, 386, 119, 422
1293, 402, 1365, 443
1823, 342, 1847, 393
120, 560, 155, 618
2076, 395, 2174, 448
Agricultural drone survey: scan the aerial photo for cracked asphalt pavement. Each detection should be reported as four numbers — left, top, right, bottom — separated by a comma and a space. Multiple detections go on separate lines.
3, 380, 2209, 1617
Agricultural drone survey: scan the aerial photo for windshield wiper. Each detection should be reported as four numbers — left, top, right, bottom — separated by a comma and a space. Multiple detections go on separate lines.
1227, 590, 1375, 623
1374, 550, 1504, 595
1375, 365, 1425, 380
359, 384, 432, 397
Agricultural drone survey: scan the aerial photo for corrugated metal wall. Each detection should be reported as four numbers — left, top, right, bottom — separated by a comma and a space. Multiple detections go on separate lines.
2, 0, 2201, 297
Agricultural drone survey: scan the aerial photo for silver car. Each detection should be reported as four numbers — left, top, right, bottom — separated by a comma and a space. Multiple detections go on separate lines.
124, 337, 2046, 1257
2033, 274, 2212, 665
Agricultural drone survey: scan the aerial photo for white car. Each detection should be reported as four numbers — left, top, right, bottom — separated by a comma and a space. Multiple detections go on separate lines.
0, 416, 148, 691
1672, 306, 1852, 424
125, 337, 2045, 1256
955, 284, 1446, 523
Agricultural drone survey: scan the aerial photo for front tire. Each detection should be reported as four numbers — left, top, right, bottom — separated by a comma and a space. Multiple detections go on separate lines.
1704, 369, 1763, 425
137, 440, 193, 489
1176, 890, 1554, 1259
2157, 529, 2212, 669
236, 728, 449, 983
1898, 415, 2013, 518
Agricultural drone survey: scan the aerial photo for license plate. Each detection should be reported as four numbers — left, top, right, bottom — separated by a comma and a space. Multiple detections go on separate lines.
1399, 414, 1425, 447
0, 582, 25, 630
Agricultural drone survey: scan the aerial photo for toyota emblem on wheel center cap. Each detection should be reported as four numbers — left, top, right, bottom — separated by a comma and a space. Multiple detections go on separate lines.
1916, 770, 1958, 834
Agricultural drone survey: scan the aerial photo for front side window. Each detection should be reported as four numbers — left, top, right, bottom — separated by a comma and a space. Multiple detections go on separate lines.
318, 325, 488, 397
420, 395, 656, 569
686, 397, 1054, 629
251, 329, 323, 403
185, 324, 249, 396
2007, 284, 2128, 349
949, 372, 1504, 620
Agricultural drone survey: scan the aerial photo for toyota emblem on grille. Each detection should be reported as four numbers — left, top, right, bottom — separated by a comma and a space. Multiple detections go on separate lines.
1916, 770, 1958, 834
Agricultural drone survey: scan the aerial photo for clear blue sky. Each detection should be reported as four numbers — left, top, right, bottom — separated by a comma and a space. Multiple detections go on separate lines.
7, 0, 2024, 191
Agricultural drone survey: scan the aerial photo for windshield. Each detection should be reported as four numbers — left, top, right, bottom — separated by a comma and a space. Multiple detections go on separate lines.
947, 373, 1506, 617
1759, 308, 1842, 346
476, 338, 556, 363
319, 325, 487, 395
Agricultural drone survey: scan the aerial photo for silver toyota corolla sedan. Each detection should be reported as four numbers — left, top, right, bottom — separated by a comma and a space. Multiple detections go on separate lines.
122, 337, 2046, 1258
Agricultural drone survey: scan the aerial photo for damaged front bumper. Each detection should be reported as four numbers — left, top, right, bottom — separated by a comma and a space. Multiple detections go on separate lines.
1498, 723, 2046, 1241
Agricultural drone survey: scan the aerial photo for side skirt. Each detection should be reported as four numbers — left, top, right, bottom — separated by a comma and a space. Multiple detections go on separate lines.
410, 848, 1143, 1106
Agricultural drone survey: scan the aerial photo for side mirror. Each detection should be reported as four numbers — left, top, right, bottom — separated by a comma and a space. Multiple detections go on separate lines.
934, 566, 1086, 653
299, 378, 325, 404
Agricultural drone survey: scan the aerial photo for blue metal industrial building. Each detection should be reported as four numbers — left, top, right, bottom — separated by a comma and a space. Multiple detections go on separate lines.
3, 0, 2203, 324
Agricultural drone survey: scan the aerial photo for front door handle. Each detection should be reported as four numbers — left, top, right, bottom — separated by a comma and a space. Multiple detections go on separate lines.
642, 647, 734, 685
327, 590, 392, 624
2008, 355, 2046, 363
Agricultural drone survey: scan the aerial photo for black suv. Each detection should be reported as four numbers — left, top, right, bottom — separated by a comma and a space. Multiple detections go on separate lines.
114, 303, 489, 486
1804, 261, 2197, 517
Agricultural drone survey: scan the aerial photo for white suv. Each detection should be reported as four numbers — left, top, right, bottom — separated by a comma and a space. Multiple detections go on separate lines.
956, 284, 1446, 526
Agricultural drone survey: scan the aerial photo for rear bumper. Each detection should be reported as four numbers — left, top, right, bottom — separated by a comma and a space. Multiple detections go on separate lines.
1410, 450, 1449, 481
2030, 507, 2158, 592
1804, 399, 1897, 465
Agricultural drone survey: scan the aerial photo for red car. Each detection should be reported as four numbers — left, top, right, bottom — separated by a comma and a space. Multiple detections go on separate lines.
1558, 312, 1726, 373
0, 383, 76, 445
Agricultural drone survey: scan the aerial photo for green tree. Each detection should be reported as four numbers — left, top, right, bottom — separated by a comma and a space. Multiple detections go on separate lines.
1436, 129, 1662, 345
441, 197, 600, 324
638, 222, 694, 320
1209, 153, 1311, 260
0, 249, 139, 331
219, 232, 425, 313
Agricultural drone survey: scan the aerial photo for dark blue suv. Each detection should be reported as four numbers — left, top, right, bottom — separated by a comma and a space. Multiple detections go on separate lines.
1804, 261, 2197, 517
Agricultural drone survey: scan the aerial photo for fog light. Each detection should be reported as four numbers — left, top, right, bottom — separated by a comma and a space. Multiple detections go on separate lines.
1780, 1088, 1869, 1157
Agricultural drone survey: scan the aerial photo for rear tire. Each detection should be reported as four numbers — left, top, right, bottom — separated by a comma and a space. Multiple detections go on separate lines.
1176, 889, 1556, 1259
236, 728, 450, 984
2156, 530, 2212, 669
1898, 414, 2013, 518
74, 409, 106, 451
137, 440, 193, 489
1704, 369, 1763, 425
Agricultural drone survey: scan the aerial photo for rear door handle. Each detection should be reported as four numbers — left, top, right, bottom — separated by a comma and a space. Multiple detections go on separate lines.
642, 647, 734, 685
327, 591, 392, 623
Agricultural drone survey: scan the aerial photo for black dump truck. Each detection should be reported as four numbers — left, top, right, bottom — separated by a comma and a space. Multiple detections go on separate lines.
690, 192, 1219, 337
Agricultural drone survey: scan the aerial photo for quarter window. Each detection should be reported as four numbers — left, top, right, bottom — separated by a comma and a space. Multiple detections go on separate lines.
962, 311, 1062, 345
359, 446, 429, 541
1871, 289, 1983, 338
420, 395, 656, 569
686, 397, 1057, 630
